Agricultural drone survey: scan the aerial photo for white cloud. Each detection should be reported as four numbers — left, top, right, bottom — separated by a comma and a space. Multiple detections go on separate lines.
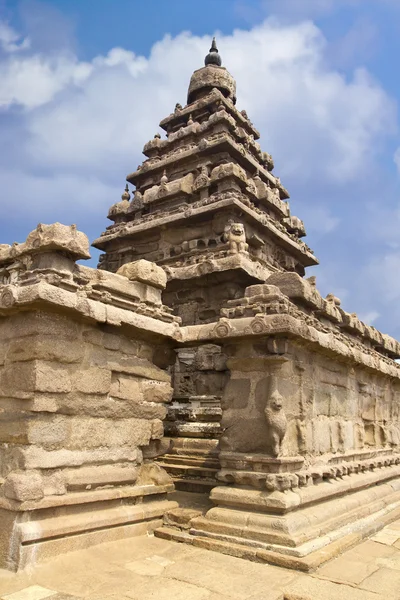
0, 15, 399, 335
365, 253, 400, 304
358, 310, 380, 326
0, 21, 30, 53
298, 205, 340, 236
0, 19, 392, 183
0, 54, 93, 109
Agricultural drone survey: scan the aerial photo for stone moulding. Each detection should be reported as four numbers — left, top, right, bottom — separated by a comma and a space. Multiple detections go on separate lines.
160, 278, 400, 570
126, 129, 287, 196
181, 314, 400, 377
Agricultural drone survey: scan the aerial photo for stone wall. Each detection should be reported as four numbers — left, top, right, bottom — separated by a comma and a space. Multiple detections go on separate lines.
162, 278, 400, 571
0, 224, 179, 570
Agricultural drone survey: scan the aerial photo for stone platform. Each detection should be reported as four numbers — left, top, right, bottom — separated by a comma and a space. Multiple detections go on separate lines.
1, 500, 400, 600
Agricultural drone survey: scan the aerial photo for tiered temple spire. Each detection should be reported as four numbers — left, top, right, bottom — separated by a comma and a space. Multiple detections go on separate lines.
94, 39, 317, 318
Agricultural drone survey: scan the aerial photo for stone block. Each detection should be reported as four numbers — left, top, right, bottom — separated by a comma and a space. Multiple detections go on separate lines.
312, 418, 332, 454
65, 464, 138, 489
102, 331, 122, 350
194, 372, 227, 396
142, 438, 172, 459
283, 574, 386, 600
26, 415, 68, 447
42, 471, 67, 496
53, 393, 166, 419
19, 445, 140, 469
0, 342, 7, 366
110, 374, 141, 401
267, 271, 324, 310
0, 361, 72, 395
65, 416, 152, 449
0, 312, 80, 341
3, 472, 44, 501
117, 259, 167, 289
151, 419, 164, 440
0, 362, 36, 394
137, 463, 172, 486
7, 337, 84, 364
72, 367, 111, 395
244, 284, 281, 298
141, 380, 173, 403
35, 362, 73, 393
195, 344, 226, 371
25, 223, 90, 260
0, 415, 29, 444
222, 378, 251, 410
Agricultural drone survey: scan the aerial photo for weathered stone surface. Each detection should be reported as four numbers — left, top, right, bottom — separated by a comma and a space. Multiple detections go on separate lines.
3, 472, 44, 502
141, 380, 174, 403
0, 223, 176, 570
110, 374, 141, 401
72, 367, 111, 395
117, 259, 167, 289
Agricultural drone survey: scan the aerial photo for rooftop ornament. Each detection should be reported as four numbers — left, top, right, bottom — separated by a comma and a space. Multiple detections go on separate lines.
205, 37, 222, 67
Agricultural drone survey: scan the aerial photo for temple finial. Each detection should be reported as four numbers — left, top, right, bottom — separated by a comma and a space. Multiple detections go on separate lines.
205, 37, 222, 67
121, 183, 130, 202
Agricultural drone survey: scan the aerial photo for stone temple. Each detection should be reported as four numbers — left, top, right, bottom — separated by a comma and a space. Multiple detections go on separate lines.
1, 39, 400, 574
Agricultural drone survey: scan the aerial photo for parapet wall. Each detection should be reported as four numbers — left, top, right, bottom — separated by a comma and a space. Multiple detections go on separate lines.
0, 224, 179, 570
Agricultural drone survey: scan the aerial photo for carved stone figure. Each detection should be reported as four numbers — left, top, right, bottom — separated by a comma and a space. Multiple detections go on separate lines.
224, 222, 248, 255
265, 385, 287, 457
193, 165, 210, 191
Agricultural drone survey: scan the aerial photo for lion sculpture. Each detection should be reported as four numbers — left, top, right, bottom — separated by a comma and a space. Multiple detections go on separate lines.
224, 222, 248, 255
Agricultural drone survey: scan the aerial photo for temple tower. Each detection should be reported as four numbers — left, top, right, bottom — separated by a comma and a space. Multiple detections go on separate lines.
93, 39, 317, 324
93, 40, 318, 492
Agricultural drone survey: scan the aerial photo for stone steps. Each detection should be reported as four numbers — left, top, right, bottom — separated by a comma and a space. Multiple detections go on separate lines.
173, 478, 217, 493
157, 461, 219, 479
157, 454, 220, 469
157, 460, 219, 492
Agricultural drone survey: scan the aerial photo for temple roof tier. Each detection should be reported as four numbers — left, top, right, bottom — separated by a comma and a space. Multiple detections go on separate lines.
93, 194, 317, 267
127, 134, 289, 199
145, 105, 267, 173
159, 88, 260, 139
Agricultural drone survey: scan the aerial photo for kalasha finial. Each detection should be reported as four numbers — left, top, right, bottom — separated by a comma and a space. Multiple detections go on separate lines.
121, 183, 130, 202
160, 169, 168, 185
205, 37, 222, 67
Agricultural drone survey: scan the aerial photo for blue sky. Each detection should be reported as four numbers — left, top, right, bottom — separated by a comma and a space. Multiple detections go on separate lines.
1, 0, 400, 338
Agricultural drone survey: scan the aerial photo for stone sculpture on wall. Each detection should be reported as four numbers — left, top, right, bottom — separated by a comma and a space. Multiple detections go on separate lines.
224, 222, 249, 255
264, 377, 287, 457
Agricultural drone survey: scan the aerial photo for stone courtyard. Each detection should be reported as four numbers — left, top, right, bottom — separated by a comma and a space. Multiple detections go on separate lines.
1, 495, 400, 600
1, 39, 400, 597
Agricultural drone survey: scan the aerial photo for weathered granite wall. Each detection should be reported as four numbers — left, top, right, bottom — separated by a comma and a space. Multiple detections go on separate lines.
0, 224, 179, 570
158, 278, 400, 571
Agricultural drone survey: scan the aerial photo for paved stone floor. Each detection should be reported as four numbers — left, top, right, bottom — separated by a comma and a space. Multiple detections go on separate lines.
1, 517, 400, 600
